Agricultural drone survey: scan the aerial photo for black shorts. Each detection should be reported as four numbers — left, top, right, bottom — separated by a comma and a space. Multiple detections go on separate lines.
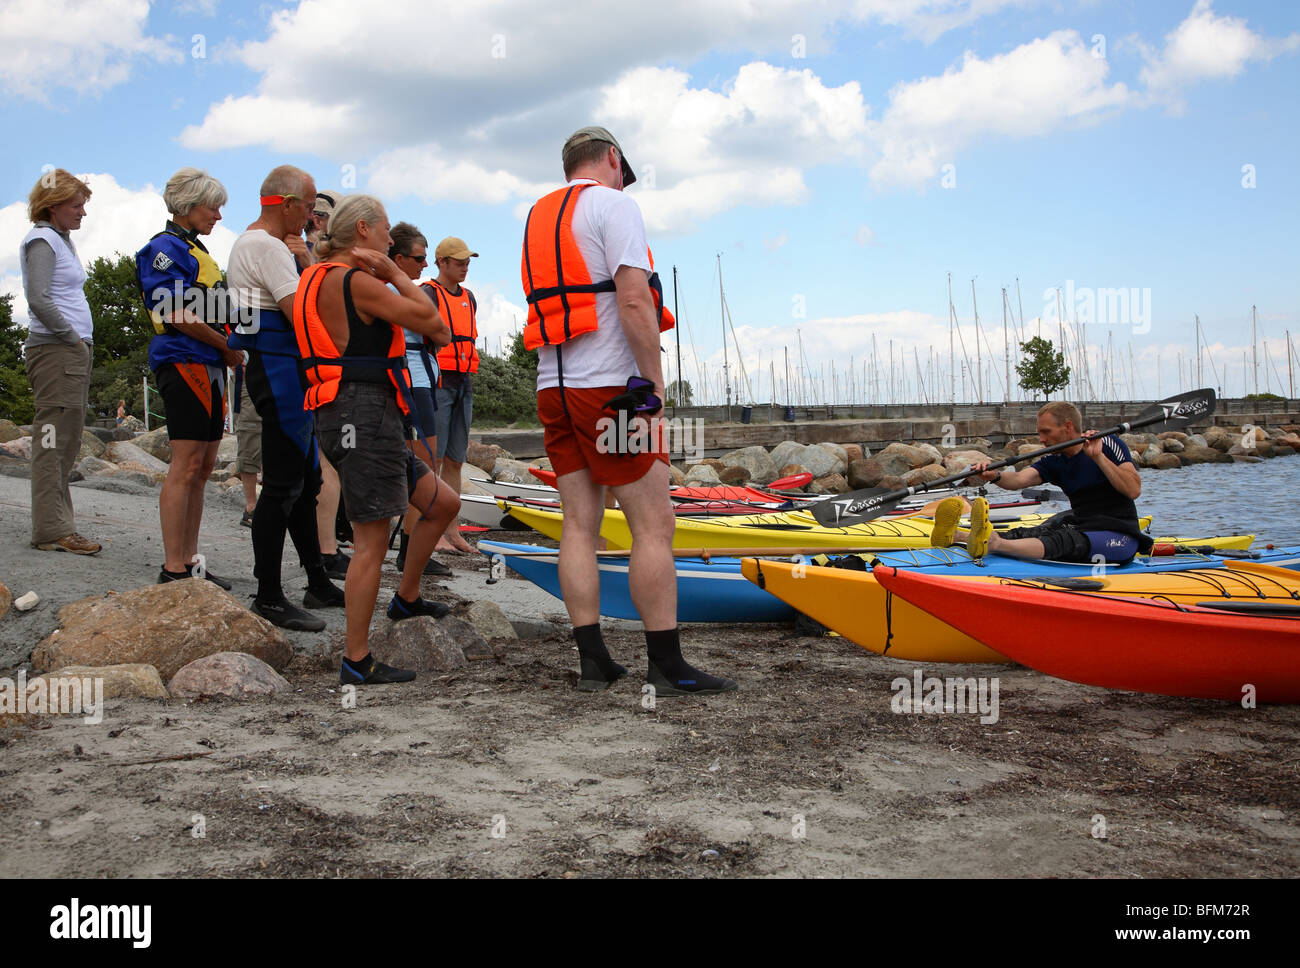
156, 362, 224, 442
999, 523, 1093, 562
316, 382, 430, 523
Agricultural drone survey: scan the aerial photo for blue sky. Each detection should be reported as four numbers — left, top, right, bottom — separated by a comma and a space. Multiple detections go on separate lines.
3, 0, 1297, 406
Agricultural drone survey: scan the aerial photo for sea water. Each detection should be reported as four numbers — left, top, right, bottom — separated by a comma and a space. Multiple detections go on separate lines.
1133, 458, 1300, 548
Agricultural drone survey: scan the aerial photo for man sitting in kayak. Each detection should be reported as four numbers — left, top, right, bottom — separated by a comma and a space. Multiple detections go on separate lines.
931, 401, 1152, 563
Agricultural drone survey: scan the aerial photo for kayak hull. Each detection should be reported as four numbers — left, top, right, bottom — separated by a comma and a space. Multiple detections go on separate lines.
740, 551, 1300, 664
873, 565, 1300, 702
479, 540, 795, 623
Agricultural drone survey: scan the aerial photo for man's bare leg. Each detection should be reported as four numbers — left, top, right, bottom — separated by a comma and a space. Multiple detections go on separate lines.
612, 460, 736, 696
947, 526, 1047, 560
555, 467, 627, 690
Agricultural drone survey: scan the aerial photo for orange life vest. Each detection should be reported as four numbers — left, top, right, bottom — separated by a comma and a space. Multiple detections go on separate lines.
423, 279, 479, 374
293, 261, 411, 414
520, 182, 674, 351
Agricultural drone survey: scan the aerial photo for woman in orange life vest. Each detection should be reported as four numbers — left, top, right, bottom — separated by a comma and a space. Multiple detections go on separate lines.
295, 195, 458, 685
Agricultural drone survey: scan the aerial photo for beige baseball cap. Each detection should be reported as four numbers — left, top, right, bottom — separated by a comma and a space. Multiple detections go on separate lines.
313, 190, 339, 217
435, 237, 478, 260
562, 125, 636, 186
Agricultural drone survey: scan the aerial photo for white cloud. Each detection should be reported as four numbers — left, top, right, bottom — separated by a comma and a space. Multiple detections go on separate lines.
869, 30, 1131, 188
0, 0, 181, 101
851, 0, 1041, 44
368, 146, 552, 206
1, 174, 238, 323
1138, 0, 1300, 112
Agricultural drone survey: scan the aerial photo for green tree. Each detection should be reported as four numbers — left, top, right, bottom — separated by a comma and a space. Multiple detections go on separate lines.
1016, 336, 1070, 400
666, 379, 693, 407
0, 293, 34, 424
473, 352, 539, 426
506, 329, 537, 374
84, 254, 155, 422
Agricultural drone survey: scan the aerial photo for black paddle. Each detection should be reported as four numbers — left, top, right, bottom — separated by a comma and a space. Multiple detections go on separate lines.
812, 388, 1216, 527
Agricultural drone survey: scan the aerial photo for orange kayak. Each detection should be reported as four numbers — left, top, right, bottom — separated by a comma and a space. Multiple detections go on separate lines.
873, 566, 1300, 703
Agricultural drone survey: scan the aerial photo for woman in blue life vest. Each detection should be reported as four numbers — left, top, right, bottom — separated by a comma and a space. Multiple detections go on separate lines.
135, 168, 244, 588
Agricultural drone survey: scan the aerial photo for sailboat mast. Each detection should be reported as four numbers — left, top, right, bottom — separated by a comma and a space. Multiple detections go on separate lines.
947, 273, 955, 404
971, 278, 982, 404
1252, 305, 1258, 396
717, 253, 730, 420
1001, 287, 1010, 405
672, 265, 682, 412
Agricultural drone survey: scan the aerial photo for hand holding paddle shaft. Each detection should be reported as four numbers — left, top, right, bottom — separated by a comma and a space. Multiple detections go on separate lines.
811, 388, 1216, 527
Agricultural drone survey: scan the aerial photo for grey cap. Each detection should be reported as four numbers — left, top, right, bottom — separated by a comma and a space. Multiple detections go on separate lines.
562, 125, 636, 186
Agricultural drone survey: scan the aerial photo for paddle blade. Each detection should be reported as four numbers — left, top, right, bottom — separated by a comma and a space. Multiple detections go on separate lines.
810, 487, 904, 526
1133, 387, 1216, 433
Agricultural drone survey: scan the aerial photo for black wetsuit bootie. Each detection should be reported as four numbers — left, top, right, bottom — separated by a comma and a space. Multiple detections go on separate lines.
645, 627, 738, 697
575, 624, 627, 692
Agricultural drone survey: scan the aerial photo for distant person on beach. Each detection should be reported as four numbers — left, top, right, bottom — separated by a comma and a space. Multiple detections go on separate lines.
931, 400, 1150, 563
520, 126, 736, 696
390, 221, 452, 578
227, 165, 342, 631
21, 168, 101, 556
135, 167, 243, 588
427, 236, 481, 556
294, 194, 459, 685
115, 399, 126, 426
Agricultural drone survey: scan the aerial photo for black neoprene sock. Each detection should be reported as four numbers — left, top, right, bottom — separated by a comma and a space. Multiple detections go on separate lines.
305, 564, 334, 591
575, 624, 626, 682
645, 627, 687, 676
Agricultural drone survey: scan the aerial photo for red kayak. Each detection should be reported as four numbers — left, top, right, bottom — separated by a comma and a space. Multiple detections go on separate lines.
874, 566, 1300, 703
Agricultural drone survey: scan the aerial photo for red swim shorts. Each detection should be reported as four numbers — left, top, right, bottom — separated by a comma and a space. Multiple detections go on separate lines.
537, 385, 669, 487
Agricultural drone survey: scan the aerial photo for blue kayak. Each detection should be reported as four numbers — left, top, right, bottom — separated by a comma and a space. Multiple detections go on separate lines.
479, 540, 1300, 624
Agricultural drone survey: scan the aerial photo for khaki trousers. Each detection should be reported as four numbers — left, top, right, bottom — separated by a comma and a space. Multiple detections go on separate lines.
25, 340, 92, 544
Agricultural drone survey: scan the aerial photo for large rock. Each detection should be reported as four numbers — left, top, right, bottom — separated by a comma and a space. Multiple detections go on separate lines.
132, 427, 173, 463
105, 440, 168, 474
216, 434, 239, 465
791, 444, 841, 478
718, 466, 751, 485
942, 450, 994, 475
768, 441, 806, 474
1232, 454, 1263, 464
79, 429, 107, 460
847, 458, 884, 489
1272, 445, 1296, 457
871, 452, 913, 479
668, 464, 686, 486
1157, 431, 1187, 442
1, 436, 31, 459
467, 441, 510, 475
815, 442, 849, 468
41, 663, 169, 700
464, 600, 517, 643
843, 444, 864, 463
75, 456, 118, 477
1140, 444, 1164, 466
0, 580, 10, 620
683, 463, 721, 485
367, 615, 476, 672
1161, 438, 1184, 453
491, 458, 539, 484
1185, 434, 1208, 448
878, 442, 933, 470
718, 446, 778, 484
909, 442, 944, 465
169, 652, 290, 699
777, 463, 809, 481
1229, 442, 1274, 459
808, 472, 847, 495
1180, 444, 1233, 465
1150, 453, 1183, 469
902, 463, 947, 487
119, 415, 145, 433
31, 579, 292, 680
0, 418, 22, 443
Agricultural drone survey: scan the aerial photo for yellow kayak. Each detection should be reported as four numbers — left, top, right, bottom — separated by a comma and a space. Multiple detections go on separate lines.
740, 558, 1299, 663
503, 501, 1094, 551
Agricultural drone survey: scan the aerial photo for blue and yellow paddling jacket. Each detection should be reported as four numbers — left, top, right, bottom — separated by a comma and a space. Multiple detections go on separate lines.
135, 220, 231, 371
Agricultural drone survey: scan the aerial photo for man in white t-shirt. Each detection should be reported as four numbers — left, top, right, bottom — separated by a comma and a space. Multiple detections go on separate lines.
520, 126, 736, 697
226, 165, 342, 632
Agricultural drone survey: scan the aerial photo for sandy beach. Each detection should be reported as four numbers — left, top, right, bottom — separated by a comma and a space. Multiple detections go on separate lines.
0, 474, 1296, 878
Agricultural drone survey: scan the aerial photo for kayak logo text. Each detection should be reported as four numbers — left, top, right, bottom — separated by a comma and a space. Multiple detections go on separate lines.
595, 414, 704, 461
890, 669, 999, 725
0, 671, 103, 725
50, 898, 151, 948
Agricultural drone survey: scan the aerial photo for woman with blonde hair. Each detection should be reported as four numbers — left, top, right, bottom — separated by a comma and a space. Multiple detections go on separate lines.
293, 194, 458, 685
135, 167, 243, 587
20, 168, 100, 554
